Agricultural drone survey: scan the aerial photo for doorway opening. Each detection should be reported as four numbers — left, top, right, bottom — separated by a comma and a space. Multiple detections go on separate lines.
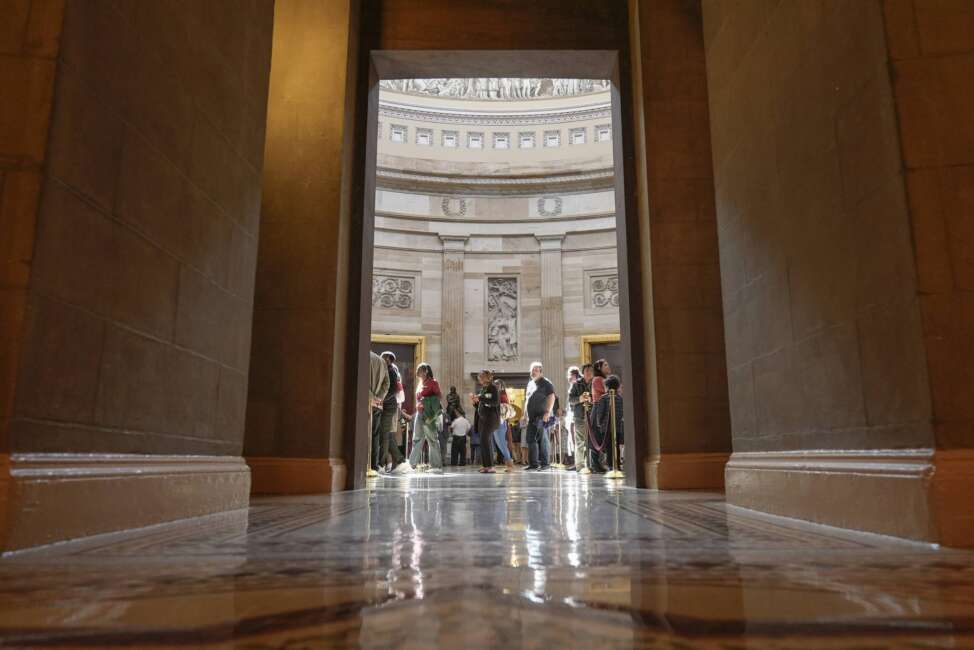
351, 52, 646, 487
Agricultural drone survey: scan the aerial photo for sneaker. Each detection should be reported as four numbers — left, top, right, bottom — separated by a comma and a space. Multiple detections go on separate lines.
428, 467, 443, 475
392, 462, 412, 475
539, 465, 551, 471
525, 465, 540, 471
579, 467, 592, 475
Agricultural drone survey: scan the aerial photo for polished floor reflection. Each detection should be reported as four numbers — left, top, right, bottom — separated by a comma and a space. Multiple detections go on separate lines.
2, 469, 974, 648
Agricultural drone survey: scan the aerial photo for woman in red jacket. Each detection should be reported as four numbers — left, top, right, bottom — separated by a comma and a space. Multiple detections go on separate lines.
591, 358, 611, 403
408, 363, 444, 473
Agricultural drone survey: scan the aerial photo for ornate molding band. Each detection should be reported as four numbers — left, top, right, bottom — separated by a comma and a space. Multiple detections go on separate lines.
379, 78, 610, 101
378, 103, 612, 127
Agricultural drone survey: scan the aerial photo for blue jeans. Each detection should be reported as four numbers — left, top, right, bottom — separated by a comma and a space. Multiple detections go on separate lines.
409, 413, 443, 468
526, 417, 549, 468
492, 422, 512, 462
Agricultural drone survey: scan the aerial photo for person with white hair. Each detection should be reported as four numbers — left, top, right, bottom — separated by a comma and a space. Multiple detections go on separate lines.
524, 361, 555, 471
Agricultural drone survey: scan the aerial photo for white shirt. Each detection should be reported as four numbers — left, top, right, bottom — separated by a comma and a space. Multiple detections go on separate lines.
450, 416, 471, 437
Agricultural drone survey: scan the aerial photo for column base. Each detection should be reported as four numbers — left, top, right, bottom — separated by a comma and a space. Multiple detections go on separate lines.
644, 452, 729, 489
725, 449, 974, 547
2, 453, 250, 552
246, 457, 346, 494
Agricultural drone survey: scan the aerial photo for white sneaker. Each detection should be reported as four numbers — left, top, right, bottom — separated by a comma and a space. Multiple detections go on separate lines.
392, 462, 413, 475
428, 468, 443, 475
579, 468, 592, 475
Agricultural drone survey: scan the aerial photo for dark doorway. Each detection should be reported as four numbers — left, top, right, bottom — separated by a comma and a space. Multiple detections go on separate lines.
590, 341, 625, 388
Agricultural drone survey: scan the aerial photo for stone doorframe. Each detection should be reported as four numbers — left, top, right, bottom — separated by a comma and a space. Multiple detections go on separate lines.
579, 333, 622, 365
371, 334, 426, 367
342, 50, 649, 488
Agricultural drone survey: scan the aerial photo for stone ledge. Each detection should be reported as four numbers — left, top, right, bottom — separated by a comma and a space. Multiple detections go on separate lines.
644, 452, 729, 489
2, 453, 250, 552
246, 457, 347, 495
725, 449, 974, 547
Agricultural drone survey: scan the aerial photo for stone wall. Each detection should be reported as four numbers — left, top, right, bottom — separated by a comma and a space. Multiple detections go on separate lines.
883, 0, 974, 450
632, 0, 732, 486
1, 0, 64, 464
244, 0, 351, 467
372, 226, 620, 408
703, 0, 933, 453
11, 0, 273, 456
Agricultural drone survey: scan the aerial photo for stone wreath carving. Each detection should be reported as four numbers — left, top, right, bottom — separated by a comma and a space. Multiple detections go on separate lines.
441, 197, 468, 217
591, 275, 619, 309
372, 275, 414, 310
537, 196, 563, 217
487, 277, 518, 362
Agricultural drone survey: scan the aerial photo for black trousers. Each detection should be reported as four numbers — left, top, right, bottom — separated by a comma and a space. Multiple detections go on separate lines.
450, 435, 467, 465
370, 407, 383, 470
526, 416, 549, 468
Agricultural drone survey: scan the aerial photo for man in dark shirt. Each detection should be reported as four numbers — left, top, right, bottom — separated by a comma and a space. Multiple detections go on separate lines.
524, 361, 555, 470
568, 364, 592, 473
379, 352, 408, 473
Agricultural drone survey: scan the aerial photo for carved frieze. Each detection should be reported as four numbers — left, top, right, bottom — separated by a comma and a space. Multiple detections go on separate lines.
590, 273, 619, 310
372, 274, 416, 310
487, 277, 519, 362
379, 78, 610, 100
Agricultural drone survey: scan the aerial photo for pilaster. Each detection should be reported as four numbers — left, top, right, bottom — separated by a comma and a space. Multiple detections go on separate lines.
440, 236, 468, 394
537, 235, 566, 399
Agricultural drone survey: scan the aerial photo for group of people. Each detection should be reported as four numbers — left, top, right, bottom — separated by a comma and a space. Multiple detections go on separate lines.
368, 351, 625, 476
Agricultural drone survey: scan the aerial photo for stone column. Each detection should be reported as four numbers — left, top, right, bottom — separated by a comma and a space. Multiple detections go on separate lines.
538, 235, 566, 400
440, 236, 468, 396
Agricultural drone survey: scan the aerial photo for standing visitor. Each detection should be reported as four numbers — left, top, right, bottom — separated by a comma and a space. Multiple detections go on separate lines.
524, 362, 555, 471
379, 352, 410, 474
590, 374, 624, 473
471, 369, 502, 473
369, 351, 390, 473
446, 386, 464, 421
470, 427, 481, 465
568, 364, 593, 474
449, 413, 471, 466
408, 363, 444, 473
592, 358, 611, 402
495, 379, 517, 462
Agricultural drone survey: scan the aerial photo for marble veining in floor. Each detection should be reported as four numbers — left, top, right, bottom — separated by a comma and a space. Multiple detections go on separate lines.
1, 468, 974, 648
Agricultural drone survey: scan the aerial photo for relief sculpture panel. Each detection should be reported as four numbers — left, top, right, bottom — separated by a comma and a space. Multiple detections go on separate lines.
590, 273, 619, 309
487, 277, 518, 362
373, 274, 415, 310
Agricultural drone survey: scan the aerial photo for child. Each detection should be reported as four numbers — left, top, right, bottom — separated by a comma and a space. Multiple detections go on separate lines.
470, 428, 480, 466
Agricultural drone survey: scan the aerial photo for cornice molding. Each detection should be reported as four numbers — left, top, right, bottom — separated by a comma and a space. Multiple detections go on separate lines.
378, 102, 612, 126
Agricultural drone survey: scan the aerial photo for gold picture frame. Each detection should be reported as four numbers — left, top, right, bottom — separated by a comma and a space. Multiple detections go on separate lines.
579, 333, 620, 365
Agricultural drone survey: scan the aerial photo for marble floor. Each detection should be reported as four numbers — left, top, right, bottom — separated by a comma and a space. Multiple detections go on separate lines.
2, 469, 974, 649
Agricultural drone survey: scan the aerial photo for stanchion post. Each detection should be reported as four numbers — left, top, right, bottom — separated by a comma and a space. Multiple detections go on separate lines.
579, 400, 592, 475
605, 388, 624, 480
